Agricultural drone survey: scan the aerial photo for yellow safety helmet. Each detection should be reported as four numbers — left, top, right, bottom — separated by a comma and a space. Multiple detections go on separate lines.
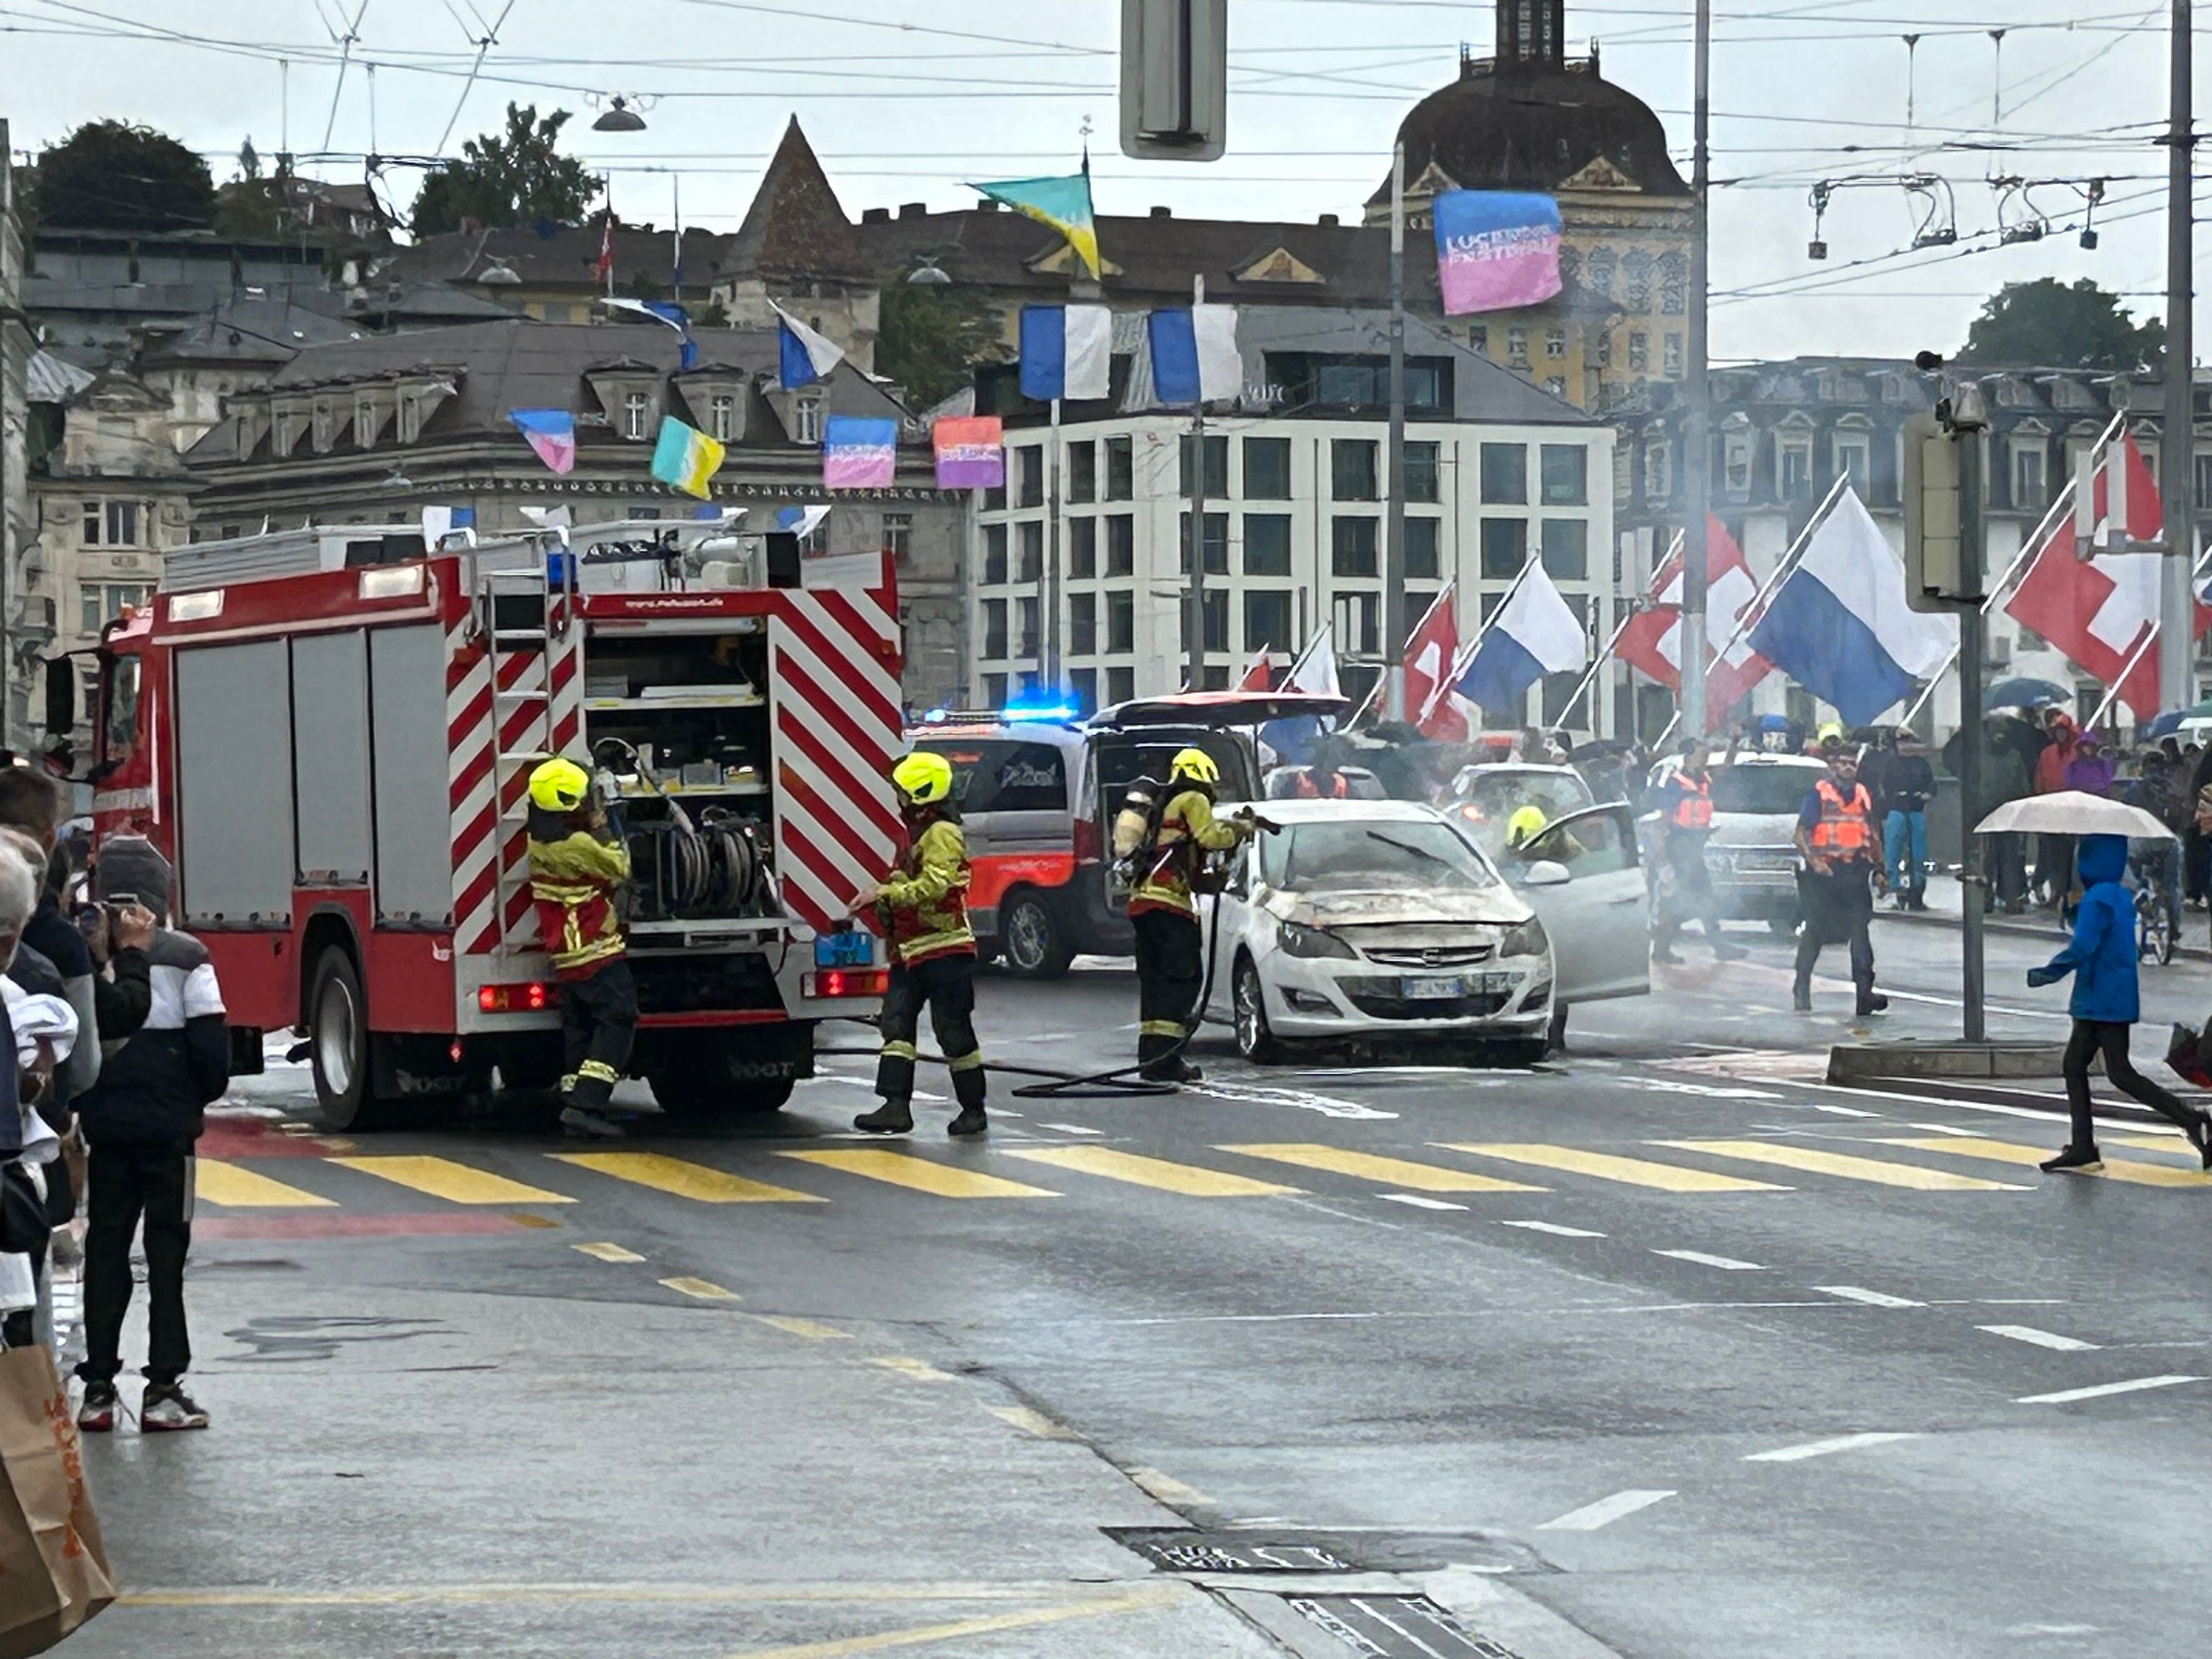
1816, 720, 1845, 744
890, 750, 955, 806
1170, 747, 1220, 786
527, 757, 591, 814
1505, 804, 1548, 849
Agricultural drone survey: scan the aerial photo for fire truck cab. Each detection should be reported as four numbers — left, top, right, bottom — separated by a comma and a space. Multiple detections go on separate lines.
57, 518, 904, 1128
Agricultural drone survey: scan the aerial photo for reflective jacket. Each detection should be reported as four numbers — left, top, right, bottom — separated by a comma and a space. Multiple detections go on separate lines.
881, 813, 975, 967
1293, 770, 1350, 799
527, 814, 630, 978
1808, 779, 1875, 855
1663, 772, 1713, 832
1129, 787, 1245, 919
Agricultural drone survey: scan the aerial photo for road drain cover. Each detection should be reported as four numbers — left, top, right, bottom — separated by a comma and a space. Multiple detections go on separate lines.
1285, 1594, 1520, 1659
1118, 1531, 1351, 1573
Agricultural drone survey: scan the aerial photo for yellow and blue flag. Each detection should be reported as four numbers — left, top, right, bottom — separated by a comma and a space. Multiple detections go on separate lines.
650, 415, 725, 500
973, 157, 1101, 280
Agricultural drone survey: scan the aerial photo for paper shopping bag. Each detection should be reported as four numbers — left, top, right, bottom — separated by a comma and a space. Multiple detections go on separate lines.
0, 1346, 113, 1656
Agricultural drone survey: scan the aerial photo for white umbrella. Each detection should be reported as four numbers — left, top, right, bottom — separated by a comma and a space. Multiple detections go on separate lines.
1973, 791, 2175, 840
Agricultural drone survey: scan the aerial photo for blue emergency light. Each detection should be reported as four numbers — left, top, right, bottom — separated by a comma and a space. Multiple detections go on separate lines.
1003, 698, 1079, 723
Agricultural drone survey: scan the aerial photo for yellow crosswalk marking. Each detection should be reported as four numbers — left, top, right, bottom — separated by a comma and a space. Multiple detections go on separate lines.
194, 1159, 336, 1208
660, 1277, 739, 1302
2110, 1135, 2207, 1164
573, 1242, 645, 1263
778, 1149, 1059, 1199
754, 1316, 850, 1341
1661, 1140, 2026, 1192
1440, 1143, 1787, 1193
1880, 1137, 2212, 1189
328, 1156, 574, 1205
1220, 1143, 1544, 1193
549, 1153, 823, 1203
1003, 1146, 1300, 1197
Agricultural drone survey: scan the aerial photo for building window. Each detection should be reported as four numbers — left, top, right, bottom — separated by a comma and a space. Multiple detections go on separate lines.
1644, 442, 1672, 500
882, 511, 912, 563
1180, 512, 1229, 574
1627, 332, 1647, 374
1836, 435, 1871, 496
394, 395, 419, 443
1194, 591, 1228, 653
1480, 443, 1527, 505
2012, 443, 2048, 508
1594, 329, 1611, 370
1585, 247, 1615, 299
1245, 589, 1293, 654
1016, 446, 1043, 508
1506, 327, 1531, 369
1107, 590, 1135, 652
1105, 514, 1134, 576
354, 397, 376, 445
1107, 665, 1135, 703
1017, 520, 1044, 582
1070, 666, 1098, 712
1404, 441, 1440, 504
1179, 433, 1229, 499
1331, 439, 1378, 501
708, 394, 736, 442
83, 501, 143, 548
982, 524, 1008, 585
1540, 519, 1588, 580
1480, 517, 1527, 579
1331, 516, 1379, 578
273, 411, 298, 454
1406, 517, 1442, 580
622, 392, 651, 441
794, 396, 822, 445
1244, 514, 1293, 575
1662, 335, 1683, 378
1545, 326, 1567, 360
1723, 426, 1753, 498
1070, 592, 1098, 655
312, 402, 334, 451
1623, 250, 1652, 312
1244, 436, 1292, 500
1105, 436, 1134, 500
1069, 517, 1097, 578
1540, 445, 1588, 506
1017, 596, 1040, 657
1334, 591, 1378, 655
1776, 432, 1814, 501
983, 672, 1007, 707
1068, 441, 1096, 504
1468, 324, 1489, 353
983, 599, 1009, 658
1659, 251, 1687, 315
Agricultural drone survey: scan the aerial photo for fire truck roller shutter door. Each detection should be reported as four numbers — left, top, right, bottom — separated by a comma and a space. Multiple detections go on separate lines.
369, 625, 460, 927
174, 640, 295, 927
290, 631, 373, 884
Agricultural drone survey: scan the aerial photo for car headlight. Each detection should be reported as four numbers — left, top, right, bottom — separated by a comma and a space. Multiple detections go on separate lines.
1499, 918, 1548, 958
1278, 920, 1357, 960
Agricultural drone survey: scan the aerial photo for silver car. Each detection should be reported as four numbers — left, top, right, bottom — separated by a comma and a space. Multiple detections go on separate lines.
1647, 753, 1827, 934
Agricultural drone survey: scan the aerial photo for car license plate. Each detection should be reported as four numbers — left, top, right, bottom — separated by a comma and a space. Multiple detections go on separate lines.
814, 930, 873, 969
1403, 975, 1466, 1000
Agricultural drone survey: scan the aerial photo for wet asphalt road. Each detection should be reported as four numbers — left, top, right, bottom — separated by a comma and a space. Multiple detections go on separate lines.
63, 908, 2212, 1659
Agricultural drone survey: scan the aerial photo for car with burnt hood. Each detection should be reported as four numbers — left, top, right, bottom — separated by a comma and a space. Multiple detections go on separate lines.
1198, 798, 1555, 1064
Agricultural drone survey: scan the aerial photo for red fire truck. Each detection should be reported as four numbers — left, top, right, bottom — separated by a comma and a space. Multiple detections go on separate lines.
52, 519, 904, 1128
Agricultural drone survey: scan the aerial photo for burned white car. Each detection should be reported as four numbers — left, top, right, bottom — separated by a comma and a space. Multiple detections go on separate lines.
1199, 799, 1554, 1064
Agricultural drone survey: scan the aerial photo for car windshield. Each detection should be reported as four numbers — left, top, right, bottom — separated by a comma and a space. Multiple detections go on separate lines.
1456, 770, 1593, 823
1710, 765, 1820, 815
1262, 817, 1498, 893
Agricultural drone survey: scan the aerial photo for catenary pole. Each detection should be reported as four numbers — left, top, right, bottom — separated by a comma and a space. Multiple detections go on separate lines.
2160, 0, 2197, 711
1384, 140, 1409, 723
1679, 0, 1713, 739
1186, 274, 1207, 691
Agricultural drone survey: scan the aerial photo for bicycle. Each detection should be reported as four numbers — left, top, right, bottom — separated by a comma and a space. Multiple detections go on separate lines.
2131, 843, 2180, 966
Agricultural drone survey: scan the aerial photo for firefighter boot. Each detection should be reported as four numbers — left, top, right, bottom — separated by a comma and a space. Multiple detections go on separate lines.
559, 1061, 625, 1139
1854, 979, 1889, 1017
946, 1060, 988, 1137
854, 1098, 915, 1133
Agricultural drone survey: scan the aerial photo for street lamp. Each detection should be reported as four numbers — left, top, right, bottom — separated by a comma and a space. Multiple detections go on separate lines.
592, 95, 647, 133
906, 261, 951, 286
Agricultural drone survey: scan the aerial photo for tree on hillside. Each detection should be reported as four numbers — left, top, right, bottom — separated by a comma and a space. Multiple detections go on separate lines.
876, 278, 1007, 409
411, 103, 598, 239
1958, 278, 2164, 371
34, 120, 215, 232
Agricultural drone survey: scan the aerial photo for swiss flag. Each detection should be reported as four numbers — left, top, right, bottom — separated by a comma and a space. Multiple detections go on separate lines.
1234, 648, 1272, 692
1617, 516, 1775, 715
1403, 586, 1470, 741
2002, 433, 2200, 722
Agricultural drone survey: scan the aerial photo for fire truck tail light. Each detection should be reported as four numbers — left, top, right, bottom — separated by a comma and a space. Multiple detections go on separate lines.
167, 591, 224, 622
478, 981, 552, 1012
359, 566, 427, 600
805, 969, 889, 1000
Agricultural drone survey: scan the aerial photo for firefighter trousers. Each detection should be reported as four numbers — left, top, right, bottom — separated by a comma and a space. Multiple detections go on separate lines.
875, 953, 985, 1111
1132, 908, 1204, 1075
562, 959, 639, 1111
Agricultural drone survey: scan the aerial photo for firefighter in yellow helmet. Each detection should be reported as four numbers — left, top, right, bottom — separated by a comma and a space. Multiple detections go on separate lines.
851, 750, 988, 1136
1504, 804, 1548, 851
525, 757, 635, 1139
1128, 746, 1253, 1084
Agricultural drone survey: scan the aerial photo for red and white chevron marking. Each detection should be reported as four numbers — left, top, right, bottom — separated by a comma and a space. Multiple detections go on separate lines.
770, 588, 904, 934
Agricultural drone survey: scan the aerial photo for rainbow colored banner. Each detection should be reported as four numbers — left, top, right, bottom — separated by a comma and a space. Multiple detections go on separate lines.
650, 416, 725, 500
1432, 189, 1564, 316
932, 415, 1004, 490
823, 416, 898, 491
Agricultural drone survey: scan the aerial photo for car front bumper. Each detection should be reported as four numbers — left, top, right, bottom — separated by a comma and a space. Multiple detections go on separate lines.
1257, 950, 1553, 1040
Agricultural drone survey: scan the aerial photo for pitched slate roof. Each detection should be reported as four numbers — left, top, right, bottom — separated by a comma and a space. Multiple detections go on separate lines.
723, 117, 870, 283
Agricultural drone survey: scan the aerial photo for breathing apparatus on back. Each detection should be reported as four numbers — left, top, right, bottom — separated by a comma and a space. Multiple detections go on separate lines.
1109, 748, 1222, 902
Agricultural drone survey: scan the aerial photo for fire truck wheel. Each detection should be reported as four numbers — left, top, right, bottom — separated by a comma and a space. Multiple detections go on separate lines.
308, 947, 398, 1131
998, 890, 1075, 980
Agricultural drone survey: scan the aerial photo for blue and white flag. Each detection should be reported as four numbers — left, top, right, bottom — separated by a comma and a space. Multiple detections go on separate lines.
774, 303, 844, 390
1018, 303, 1111, 402
1747, 490, 1954, 724
1454, 563, 1588, 718
1147, 304, 1240, 407
775, 504, 832, 539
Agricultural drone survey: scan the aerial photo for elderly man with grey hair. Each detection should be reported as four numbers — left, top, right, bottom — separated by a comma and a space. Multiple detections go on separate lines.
0, 838, 79, 1351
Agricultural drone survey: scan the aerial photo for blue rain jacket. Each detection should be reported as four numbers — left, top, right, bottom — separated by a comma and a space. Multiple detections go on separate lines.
2030, 834, 2138, 1023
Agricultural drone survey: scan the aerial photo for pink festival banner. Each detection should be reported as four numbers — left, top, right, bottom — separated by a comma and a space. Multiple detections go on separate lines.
1432, 189, 1564, 317
932, 415, 1005, 490
822, 415, 899, 491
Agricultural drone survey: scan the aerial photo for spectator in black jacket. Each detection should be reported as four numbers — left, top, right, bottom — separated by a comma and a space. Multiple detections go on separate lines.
1874, 729, 1936, 911
73, 836, 227, 1435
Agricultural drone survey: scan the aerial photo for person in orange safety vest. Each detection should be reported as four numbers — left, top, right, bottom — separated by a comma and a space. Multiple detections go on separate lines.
1652, 741, 1747, 966
1791, 744, 1887, 1016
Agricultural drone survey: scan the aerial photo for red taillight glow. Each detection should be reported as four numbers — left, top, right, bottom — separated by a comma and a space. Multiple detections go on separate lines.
1071, 815, 1101, 865
478, 981, 551, 1013
806, 969, 890, 1000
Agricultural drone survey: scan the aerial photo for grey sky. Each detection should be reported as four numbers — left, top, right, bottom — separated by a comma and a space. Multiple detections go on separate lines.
1, 0, 2197, 363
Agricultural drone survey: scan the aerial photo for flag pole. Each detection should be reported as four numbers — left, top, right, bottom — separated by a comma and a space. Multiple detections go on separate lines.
1552, 611, 1638, 731
1395, 580, 1463, 730
1428, 561, 1539, 730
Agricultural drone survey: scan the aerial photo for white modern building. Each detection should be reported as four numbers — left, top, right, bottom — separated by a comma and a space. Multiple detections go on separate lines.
969, 309, 1618, 727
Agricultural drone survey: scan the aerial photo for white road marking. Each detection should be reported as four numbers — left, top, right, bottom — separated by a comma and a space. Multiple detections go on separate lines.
1618, 1077, 1783, 1101
1536, 1489, 1677, 1532
1980, 1324, 2100, 1352
1654, 1249, 1764, 1271
1497, 1220, 1605, 1238
1905, 1122, 1978, 1136
1745, 1431, 1918, 1463
2016, 1375, 2204, 1405
1815, 1285, 1923, 1308
1793, 1080, 2174, 1138
1807, 1103, 1880, 1118
1188, 1081, 1398, 1120
1381, 1193, 1468, 1211
1037, 1122, 1105, 1137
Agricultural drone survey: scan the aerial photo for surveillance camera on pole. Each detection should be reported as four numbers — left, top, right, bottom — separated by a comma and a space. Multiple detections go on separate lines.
1121, 0, 1228, 161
